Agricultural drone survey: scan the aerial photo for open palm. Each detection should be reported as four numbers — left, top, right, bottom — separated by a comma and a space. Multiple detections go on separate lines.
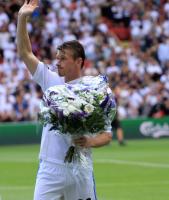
19, 0, 39, 17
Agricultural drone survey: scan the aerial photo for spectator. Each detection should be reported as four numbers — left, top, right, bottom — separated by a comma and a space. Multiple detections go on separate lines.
12, 89, 30, 121
0, 0, 169, 122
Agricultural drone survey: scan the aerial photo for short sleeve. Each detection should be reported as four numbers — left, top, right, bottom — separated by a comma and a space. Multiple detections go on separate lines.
33, 62, 64, 92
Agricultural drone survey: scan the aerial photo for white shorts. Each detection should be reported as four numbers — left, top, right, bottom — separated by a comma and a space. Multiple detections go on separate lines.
33, 160, 97, 200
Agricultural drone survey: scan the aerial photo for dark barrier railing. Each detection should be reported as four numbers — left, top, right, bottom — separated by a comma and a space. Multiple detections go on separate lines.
0, 117, 169, 145
0, 122, 42, 145
120, 116, 169, 139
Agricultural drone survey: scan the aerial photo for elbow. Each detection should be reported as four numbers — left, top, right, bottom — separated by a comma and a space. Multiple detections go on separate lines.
17, 44, 32, 59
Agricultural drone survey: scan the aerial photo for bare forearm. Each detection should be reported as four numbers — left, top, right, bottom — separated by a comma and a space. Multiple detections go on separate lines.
74, 132, 112, 148
17, 14, 32, 58
16, 1, 39, 74
89, 132, 112, 147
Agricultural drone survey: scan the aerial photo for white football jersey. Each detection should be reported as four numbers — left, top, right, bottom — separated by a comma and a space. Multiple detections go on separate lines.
33, 62, 94, 168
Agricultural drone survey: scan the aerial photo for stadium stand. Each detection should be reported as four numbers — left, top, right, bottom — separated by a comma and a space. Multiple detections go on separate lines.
0, 0, 169, 122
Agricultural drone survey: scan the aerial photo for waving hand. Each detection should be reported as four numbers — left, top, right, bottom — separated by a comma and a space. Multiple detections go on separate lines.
17, 0, 40, 75
19, 0, 39, 17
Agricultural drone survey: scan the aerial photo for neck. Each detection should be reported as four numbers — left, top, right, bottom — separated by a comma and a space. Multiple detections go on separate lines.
65, 73, 82, 83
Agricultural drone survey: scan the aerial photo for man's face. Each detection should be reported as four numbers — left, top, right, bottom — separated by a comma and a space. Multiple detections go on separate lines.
56, 49, 78, 77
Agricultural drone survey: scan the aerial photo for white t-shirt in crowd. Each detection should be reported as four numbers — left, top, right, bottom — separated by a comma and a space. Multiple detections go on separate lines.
33, 62, 112, 169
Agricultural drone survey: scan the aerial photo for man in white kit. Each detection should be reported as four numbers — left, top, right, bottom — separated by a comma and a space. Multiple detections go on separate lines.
17, 1, 113, 199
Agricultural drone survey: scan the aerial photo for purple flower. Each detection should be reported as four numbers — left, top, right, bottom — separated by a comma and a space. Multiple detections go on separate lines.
43, 95, 51, 106
49, 91, 58, 96
67, 85, 73, 90
106, 99, 116, 111
110, 100, 116, 108
50, 105, 59, 112
99, 75, 108, 83
72, 111, 89, 119
100, 94, 110, 108
58, 110, 64, 120
103, 75, 108, 83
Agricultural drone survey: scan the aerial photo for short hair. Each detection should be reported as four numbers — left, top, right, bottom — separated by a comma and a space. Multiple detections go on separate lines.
57, 40, 85, 68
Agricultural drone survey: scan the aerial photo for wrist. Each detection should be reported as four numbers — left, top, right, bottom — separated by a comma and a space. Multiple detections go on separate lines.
18, 11, 29, 18
87, 137, 95, 148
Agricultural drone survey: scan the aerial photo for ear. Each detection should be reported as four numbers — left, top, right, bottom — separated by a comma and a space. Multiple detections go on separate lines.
76, 57, 83, 68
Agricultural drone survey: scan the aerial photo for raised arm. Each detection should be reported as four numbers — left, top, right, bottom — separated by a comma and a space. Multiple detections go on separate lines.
17, 0, 39, 75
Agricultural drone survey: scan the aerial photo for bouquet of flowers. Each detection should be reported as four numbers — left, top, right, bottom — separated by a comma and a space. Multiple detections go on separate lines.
39, 75, 116, 163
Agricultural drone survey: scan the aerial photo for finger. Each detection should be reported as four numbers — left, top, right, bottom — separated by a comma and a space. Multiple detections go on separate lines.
74, 138, 85, 143
76, 136, 86, 140
78, 144, 85, 147
74, 140, 81, 145
23, 0, 27, 5
74, 137, 84, 141
74, 140, 84, 145
76, 143, 85, 147
30, 0, 39, 6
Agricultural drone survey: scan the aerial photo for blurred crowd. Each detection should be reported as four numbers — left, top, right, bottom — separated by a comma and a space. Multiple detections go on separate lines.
0, 0, 169, 122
